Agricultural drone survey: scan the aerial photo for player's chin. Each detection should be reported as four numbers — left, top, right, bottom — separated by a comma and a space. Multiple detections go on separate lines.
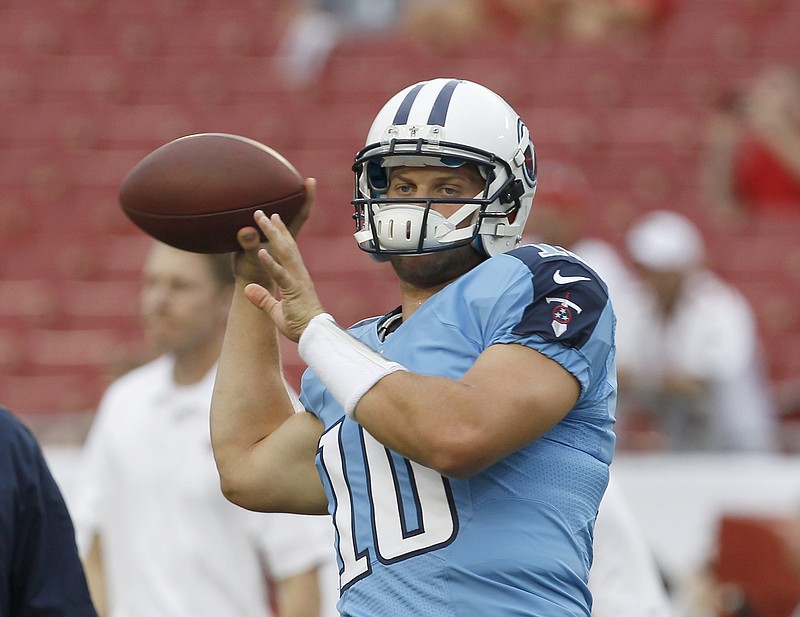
389, 245, 483, 288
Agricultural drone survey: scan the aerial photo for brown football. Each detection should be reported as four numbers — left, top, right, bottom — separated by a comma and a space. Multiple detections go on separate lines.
119, 133, 305, 253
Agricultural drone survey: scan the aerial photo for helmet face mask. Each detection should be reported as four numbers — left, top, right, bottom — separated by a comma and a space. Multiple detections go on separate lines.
352, 79, 537, 258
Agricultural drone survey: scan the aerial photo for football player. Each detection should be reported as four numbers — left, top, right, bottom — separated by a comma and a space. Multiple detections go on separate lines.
211, 78, 617, 617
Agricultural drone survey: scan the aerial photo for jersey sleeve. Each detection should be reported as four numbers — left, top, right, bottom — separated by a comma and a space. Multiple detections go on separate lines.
489, 244, 616, 396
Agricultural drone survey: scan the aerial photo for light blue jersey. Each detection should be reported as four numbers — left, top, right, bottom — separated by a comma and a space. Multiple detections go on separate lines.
300, 244, 617, 617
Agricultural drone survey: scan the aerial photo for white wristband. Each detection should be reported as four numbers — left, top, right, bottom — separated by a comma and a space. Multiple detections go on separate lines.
298, 313, 408, 420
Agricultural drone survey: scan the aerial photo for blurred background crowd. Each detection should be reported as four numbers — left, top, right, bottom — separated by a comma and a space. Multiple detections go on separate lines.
1, 0, 800, 615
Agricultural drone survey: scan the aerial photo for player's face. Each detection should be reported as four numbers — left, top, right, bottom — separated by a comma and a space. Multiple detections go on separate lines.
385, 164, 485, 218
140, 243, 230, 356
385, 165, 487, 289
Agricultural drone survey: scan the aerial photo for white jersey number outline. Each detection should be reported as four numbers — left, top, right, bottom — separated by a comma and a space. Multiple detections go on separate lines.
319, 423, 458, 591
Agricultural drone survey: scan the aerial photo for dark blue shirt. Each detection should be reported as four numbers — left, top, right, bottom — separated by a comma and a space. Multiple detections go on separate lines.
0, 407, 98, 617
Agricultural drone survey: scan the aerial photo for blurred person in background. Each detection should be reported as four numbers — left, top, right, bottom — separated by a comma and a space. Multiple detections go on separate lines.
615, 210, 779, 452
704, 65, 800, 229
71, 242, 334, 617
0, 405, 98, 617
403, 0, 672, 52
275, 0, 403, 89
523, 162, 673, 616
590, 476, 674, 617
703, 65, 800, 433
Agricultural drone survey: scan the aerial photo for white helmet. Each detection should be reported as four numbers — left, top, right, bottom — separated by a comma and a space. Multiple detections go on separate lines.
352, 78, 537, 258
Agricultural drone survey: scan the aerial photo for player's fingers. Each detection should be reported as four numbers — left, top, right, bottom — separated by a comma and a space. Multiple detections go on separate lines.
257, 247, 294, 292
253, 210, 292, 250
236, 226, 263, 251
232, 227, 274, 285
256, 211, 307, 274
243, 282, 279, 318
263, 211, 296, 247
257, 244, 323, 319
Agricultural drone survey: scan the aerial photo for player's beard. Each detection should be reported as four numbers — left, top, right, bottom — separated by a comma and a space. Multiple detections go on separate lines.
388, 244, 486, 290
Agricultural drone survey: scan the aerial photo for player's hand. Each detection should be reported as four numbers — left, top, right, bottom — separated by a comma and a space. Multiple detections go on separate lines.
232, 177, 316, 288
244, 204, 325, 343
232, 226, 273, 288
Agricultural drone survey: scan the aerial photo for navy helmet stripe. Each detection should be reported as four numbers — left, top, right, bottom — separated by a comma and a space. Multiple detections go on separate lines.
427, 79, 460, 126
392, 83, 426, 125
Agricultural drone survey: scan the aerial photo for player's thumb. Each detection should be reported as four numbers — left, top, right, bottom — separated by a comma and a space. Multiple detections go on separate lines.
243, 283, 281, 320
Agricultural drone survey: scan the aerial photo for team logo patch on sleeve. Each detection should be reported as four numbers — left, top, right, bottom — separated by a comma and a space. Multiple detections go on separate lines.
547, 293, 581, 338
510, 245, 610, 348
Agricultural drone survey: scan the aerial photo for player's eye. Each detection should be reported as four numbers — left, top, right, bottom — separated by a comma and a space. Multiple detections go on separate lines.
391, 183, 414, 195
439, 182, 471, 198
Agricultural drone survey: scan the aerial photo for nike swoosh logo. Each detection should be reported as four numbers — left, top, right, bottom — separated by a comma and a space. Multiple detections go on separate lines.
553, 269, 591, 285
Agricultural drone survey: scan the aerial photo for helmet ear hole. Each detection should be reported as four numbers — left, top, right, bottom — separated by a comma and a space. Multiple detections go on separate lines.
367, 161, 388, 192
500, 180, 525, 205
